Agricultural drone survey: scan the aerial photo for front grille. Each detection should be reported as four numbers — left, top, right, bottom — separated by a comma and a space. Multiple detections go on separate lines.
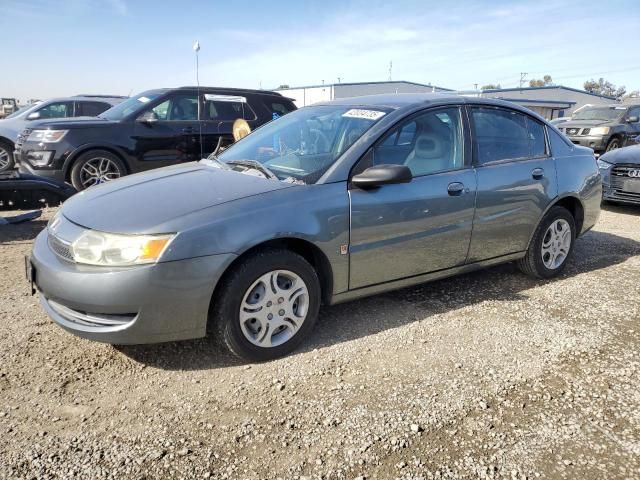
48, 234, 74, 262
581, 128, 590, 135
565, 128, 580, 136
609, 164, 640, 199
612, 165, 640, 177
15, 128, 32, 150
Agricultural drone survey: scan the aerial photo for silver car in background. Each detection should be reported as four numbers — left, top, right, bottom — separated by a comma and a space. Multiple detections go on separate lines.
29, 94, 601, 361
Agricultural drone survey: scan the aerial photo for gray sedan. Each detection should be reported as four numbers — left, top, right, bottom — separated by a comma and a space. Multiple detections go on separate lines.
29, 94, 602, 361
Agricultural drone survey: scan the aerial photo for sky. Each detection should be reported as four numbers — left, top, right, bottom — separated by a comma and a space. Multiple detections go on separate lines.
1, 0, 638, 102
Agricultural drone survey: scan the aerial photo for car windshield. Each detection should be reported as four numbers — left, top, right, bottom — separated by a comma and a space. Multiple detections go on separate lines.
214, 105, 388, 184
100, 91, 163, 121
5, 103, 38, 119
572, 107, 625, 121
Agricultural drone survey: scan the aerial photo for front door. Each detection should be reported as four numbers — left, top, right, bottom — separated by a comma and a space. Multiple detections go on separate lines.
349, 106, 476, 289
466, 106, 558, 262
133, 93, 201, 169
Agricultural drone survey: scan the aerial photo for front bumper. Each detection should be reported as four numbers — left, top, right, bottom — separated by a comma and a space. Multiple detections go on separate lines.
15, 140, 71, 182
603, 183, 640, 205
566, 135, 608, 151
31, 229, 237, 344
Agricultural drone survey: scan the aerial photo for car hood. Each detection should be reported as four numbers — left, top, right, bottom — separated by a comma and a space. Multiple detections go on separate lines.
62, 162, 293, 234
30, 117, 117, 129
600, 144, 640, 165
560, 119, 616, 129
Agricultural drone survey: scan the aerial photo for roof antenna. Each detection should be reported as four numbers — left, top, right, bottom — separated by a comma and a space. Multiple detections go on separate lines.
193, 40, 204, 159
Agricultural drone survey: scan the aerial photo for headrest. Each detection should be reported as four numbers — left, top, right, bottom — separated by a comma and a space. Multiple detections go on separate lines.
413, 132, 445, 159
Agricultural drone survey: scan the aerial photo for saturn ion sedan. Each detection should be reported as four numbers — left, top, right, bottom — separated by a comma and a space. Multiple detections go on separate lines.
28, 94, 602, 361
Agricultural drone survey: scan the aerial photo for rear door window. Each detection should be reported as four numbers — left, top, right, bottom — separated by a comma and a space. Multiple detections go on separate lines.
204, 97, 256, 121
77, 101, 111, 117
527, 117, 547, 157
471, 107, 531, 164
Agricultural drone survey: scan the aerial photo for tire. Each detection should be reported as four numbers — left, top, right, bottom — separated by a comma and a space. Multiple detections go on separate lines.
605, 137, 621, 152
517, 206, 576, 279
0, 140, 14, 173
211, 249, 321, 361
70, 149, 126, 191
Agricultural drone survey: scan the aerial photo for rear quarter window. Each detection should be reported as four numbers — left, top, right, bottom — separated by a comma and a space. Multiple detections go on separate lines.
268, 100, 296, 119
548, 127, 574, 157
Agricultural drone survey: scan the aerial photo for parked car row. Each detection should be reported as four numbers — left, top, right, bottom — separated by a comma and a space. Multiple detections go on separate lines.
13, 87, 296, 190
557, 104, 640, 154
28, 94, 602, 360
0, 95, 126, 172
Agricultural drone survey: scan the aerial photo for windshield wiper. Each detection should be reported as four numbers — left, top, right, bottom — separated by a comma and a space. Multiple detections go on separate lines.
224, 159, 279, 180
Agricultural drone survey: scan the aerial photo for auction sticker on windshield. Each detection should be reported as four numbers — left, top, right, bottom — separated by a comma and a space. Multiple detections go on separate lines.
342, 109, 386, 121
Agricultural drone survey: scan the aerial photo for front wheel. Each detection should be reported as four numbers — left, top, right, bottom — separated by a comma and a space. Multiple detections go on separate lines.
517, 206, 576, 279
0, 140, 14, 172
70, 150, 126, 190
605, 138, 620, 152
212, 249, 321, 361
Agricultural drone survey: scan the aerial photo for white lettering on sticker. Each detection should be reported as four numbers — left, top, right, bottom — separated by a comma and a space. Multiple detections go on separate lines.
342, 109, 386, 121
138, 96, 150, 103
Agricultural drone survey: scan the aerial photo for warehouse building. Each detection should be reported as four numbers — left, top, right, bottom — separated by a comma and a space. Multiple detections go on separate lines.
478, 85, 616, 119
275, 80, 452, 107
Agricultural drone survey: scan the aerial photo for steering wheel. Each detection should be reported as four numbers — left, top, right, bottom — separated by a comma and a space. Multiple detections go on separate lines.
309, 128, 330, 153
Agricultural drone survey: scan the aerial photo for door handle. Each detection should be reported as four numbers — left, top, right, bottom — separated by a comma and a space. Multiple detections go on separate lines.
182, 127, 195, 133
447, 182, 465, 196
532, 168, 544, 179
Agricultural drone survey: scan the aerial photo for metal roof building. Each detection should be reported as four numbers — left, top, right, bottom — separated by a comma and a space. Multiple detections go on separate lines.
275, 80, 453, 107
478, 86, 617, 119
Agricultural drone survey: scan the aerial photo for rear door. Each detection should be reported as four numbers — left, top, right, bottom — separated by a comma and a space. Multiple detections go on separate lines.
133, 93, 201, 168
466, 105, 557, 262
349, 106, 477, 288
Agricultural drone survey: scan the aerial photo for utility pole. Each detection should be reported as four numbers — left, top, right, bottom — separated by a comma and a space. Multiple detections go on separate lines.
388, 61, 393, 81
474, 83, 478, 91
337, 77, 341, 84
519, 72, 528, 88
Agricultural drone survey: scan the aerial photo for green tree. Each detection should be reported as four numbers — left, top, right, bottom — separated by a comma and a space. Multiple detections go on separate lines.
529, 75, 553, 87
584, 78, 626, 99
481, 84, 501, 90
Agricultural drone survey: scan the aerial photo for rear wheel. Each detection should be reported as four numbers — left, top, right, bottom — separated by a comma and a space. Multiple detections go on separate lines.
70, 150, 126, 190
517, 206, 576, 279
212, 249, 321, 361
0, 140, 14, 172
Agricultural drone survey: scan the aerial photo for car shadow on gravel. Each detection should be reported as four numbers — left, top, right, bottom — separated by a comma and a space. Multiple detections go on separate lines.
0, 220, 48, 244
117, 229, 639, 370
602, 202, 640, 216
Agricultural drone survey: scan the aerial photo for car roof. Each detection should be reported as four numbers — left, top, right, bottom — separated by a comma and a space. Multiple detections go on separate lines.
176, 86, 287, 98
315, 93, 548, 119
41, 96, 126, 104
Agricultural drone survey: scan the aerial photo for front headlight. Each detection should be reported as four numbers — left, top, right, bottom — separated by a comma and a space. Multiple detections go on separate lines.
596, 158, 612, 170
590, 127, 610, 136
70, 230, 175, 266
27, 129, 68, 143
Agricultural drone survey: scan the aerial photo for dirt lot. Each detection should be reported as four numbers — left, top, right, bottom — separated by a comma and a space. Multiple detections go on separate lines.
0, 205, 639, 480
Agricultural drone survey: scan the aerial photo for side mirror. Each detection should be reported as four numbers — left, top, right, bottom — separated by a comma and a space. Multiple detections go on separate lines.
626, 115, 639, 123
352, 164, 412, 189
137, 111, 158, 124
27, 112, 41, 120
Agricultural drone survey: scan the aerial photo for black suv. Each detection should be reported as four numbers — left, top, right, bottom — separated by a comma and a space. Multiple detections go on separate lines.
15, 87, 296, 190
558, 104, 640, 154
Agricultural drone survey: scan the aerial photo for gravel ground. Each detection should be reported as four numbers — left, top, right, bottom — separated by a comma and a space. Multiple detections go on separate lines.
0, 205, 639, 480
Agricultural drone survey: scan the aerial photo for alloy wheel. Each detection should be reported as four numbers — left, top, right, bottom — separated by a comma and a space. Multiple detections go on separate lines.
0, 146, 11, 171
239, 270, 309, 348
80, 157, 122, 188
541, 219, 572, 270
